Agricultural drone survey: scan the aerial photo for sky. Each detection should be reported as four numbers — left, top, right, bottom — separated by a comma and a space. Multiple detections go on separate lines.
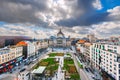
0, 0, 120, 39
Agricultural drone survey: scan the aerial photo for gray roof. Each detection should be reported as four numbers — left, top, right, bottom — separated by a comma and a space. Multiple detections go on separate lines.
32, 66, 46, 74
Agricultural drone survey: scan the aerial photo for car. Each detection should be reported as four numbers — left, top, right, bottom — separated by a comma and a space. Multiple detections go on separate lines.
25, 61, 32, 65
85, 68, 89, 72
33, 59, 37, 62
9, 71, 12, 73
92, 76, 95, 79
20, 68, 26, 72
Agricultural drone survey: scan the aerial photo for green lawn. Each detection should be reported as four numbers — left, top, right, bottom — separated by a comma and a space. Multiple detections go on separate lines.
66, 53, 71, 56
64, 58, 80, 80
64, 58, 74, 64
32, 58, 58, 69
47, 63, 59, 71
48, 53, 64, 57
42, 58, 55, 65
32, 57, 59, 77
48, 53, 57, 57
71, 73, 80, 80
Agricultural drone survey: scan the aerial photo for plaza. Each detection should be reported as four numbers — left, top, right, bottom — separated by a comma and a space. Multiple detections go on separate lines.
31, 48, 80, 80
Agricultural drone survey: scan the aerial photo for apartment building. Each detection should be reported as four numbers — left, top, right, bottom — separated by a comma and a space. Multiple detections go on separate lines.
0, 45, 23, 73
16, 41, 35, 60
91, 43, 120, 80
76, 40, 92, 64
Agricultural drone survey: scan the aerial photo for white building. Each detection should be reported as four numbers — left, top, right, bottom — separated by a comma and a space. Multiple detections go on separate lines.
76, 42, 92, 64
24, 41, 36, 58
91, 43, 120, 80
0, 45, 23, 73
18, 71, 30, 80
49, 29, 71, 47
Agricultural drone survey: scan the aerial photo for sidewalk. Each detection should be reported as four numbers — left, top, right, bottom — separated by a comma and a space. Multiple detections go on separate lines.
52, 57, 64, 80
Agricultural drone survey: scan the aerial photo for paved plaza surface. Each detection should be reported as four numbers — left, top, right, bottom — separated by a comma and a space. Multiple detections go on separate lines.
52, 57, 64, 80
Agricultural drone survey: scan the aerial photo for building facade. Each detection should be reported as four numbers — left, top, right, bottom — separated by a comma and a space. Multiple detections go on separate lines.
49, 29, 71, 47
76, 40, 92, 64
91, 43, 120, 80
0, 45, 23, 74
16, 41, 36, 60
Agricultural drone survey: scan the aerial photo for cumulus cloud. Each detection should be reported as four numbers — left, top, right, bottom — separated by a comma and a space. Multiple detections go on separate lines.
89, 21, 120, 38
93, 0, 102, 10
0, 0, 119, 38
107, 6, 120, 21
0, 0, 105, 26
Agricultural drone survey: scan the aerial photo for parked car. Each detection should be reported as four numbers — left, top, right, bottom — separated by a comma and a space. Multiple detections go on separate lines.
92, 76, 95, 79
85, 67, 89, 72
20, 68, 26, 72
9, 71, 12, 73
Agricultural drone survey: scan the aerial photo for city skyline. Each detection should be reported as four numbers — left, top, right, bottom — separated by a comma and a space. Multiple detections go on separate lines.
0, 0, 120, 39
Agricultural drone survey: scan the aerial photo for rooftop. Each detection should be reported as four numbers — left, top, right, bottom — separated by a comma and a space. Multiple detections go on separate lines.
32, 66, 46, 74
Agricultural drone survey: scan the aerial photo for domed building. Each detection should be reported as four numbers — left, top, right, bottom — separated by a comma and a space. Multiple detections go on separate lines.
49, 29, 71, 47
57, 29, 65, 38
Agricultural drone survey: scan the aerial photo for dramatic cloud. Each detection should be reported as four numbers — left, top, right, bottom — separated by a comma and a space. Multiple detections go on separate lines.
107, 6, 120, 21
0, 0, 104, 25
0, 0, 119, 38
90, 21, 120, 38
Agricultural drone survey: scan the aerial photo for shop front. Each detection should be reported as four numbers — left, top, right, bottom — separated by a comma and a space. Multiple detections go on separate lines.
16, 56, 23, 66
0, 59, 17, 74
0, 56, 23, 74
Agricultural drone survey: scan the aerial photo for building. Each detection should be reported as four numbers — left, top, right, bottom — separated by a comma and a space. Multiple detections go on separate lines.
49, 29, 71, 47
76, 40, 92, 64
40, 40, 49, 49
16, 40, 49, 60
87, 34, 97, 43
31, 66, 46, 80
0, 45, 23, 74
16, 41, 35, 60
18, 71, 30, 80
91, 43, 120, 80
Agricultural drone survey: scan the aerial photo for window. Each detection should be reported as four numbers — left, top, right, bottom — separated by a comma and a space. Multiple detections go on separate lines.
119, 70, 120, 74
110, 54, 112, 56
114, 64, 116, 66
119, 64, 120, 68
114, 50, 117, 53
2, 59, 4, 62
114, 72, 116, 75
110, 62, 112, 64
114, 47, 117, 49
110, 69, 112, 72
110, 65, 112, 68
114, 67, 116, 70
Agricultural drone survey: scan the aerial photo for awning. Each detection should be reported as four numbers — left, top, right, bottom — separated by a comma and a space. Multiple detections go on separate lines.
32, 66, 46, 74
